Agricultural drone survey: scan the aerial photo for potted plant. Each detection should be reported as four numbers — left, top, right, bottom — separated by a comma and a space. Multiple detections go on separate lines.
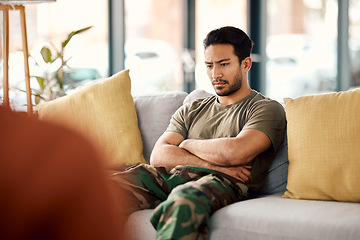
32, 26, 93, 104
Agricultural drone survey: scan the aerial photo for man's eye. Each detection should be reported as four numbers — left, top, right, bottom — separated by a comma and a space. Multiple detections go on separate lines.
206, 65, 213, 68
221, 63, 229, 67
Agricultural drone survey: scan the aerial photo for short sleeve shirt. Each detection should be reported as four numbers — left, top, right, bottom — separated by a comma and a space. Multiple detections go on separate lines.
167, 90, 286, 193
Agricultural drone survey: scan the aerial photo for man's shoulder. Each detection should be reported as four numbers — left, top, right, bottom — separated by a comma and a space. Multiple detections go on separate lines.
183, 95, 217, 109
249, 91, 285, 112
171, 95, 216, 123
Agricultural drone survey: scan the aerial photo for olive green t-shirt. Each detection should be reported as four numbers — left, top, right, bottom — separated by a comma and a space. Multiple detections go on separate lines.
167, 90, 286, 193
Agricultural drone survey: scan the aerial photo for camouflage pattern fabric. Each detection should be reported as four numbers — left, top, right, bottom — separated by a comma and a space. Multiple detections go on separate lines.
111, 164, 248, 240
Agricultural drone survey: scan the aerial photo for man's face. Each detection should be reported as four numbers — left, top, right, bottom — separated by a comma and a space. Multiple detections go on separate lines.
204, 44, 243, 97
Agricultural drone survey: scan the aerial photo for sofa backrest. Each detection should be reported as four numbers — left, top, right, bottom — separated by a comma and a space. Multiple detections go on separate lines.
259, 129, 288, 194
134, 92, 188, 162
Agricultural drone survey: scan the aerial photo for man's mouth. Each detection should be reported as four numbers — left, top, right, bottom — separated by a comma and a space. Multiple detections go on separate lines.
212, 80, 228, 87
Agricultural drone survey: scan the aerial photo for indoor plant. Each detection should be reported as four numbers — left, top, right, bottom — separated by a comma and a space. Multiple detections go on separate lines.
32, 26, 92, 104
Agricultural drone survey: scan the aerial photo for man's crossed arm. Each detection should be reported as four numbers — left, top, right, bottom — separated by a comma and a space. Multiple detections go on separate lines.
150, 129, 271, 183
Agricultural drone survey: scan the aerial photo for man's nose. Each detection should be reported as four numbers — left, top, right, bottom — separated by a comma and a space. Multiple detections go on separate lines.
212, 66, 223, 80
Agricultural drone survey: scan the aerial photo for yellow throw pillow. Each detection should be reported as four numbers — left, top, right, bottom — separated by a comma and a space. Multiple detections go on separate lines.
282, 88, 360, 202
37, 69, 146, 168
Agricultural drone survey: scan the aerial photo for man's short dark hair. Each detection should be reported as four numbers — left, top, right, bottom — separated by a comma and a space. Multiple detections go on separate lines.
203, 26, 254, 63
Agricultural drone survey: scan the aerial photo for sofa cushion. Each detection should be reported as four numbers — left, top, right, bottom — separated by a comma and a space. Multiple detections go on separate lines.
124, 209, 156, 240
134, 92, 188, 162
283, 88, 360, 202
124, 194, 360, 240
209, 194, 360, 240
38, 69, 146, 167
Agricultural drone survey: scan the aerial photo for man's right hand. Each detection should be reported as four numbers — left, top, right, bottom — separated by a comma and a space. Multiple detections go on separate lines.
216, 165, 252, 183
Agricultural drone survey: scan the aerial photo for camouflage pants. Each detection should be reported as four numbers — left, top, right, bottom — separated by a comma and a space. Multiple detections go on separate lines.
111, 164, 248, 240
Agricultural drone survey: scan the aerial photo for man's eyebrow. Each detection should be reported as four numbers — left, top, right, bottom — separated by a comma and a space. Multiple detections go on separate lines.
204, 58, 231, 64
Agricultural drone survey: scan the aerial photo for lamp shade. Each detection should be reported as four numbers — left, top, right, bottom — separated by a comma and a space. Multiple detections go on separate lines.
0, 0, 56, 4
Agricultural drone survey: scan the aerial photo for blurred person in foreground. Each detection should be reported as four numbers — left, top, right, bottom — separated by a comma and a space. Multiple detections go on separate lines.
111, 26, 286, 240
0, 106, 124, 240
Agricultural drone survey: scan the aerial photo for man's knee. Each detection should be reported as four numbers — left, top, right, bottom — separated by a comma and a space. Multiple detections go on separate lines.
150, 184, 210, 239
162, 184, 212, 222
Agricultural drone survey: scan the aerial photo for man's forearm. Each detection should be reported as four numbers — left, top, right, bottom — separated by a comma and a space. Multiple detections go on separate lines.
179, 129, 272, 167
179, 138, 240, 167
149, 131, 257, 182
150, 143, 251, 182
150, 143, 221, 171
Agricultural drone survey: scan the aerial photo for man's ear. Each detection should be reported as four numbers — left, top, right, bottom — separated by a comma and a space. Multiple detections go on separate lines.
242, 57, 252, 71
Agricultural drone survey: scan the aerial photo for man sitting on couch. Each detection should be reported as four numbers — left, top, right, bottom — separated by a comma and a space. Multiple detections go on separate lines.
112, 26, 286, 240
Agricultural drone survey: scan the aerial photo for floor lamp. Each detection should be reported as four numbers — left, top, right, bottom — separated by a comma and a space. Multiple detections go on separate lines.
0, 0, 55, 115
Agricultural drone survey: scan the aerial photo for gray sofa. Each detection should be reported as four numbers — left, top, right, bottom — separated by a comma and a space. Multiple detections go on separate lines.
124, 90, 360, 240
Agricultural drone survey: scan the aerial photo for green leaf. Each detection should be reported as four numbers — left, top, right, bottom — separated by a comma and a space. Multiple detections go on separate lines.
35, 76, 45, 90
62, 26, 93, 49
40, 47, 53, 63
35, 95, 41, 105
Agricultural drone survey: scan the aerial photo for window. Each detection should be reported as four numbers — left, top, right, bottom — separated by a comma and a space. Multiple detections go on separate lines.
266, 0, 338, 102
2, 0, 358, 110
194, 0, 247, 93
349, 0, 360, 88
1, 0, 108, 111
124, 0, 184, 96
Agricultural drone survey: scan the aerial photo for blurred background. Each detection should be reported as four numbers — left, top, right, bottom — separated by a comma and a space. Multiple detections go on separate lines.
1, 0, 359, 111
